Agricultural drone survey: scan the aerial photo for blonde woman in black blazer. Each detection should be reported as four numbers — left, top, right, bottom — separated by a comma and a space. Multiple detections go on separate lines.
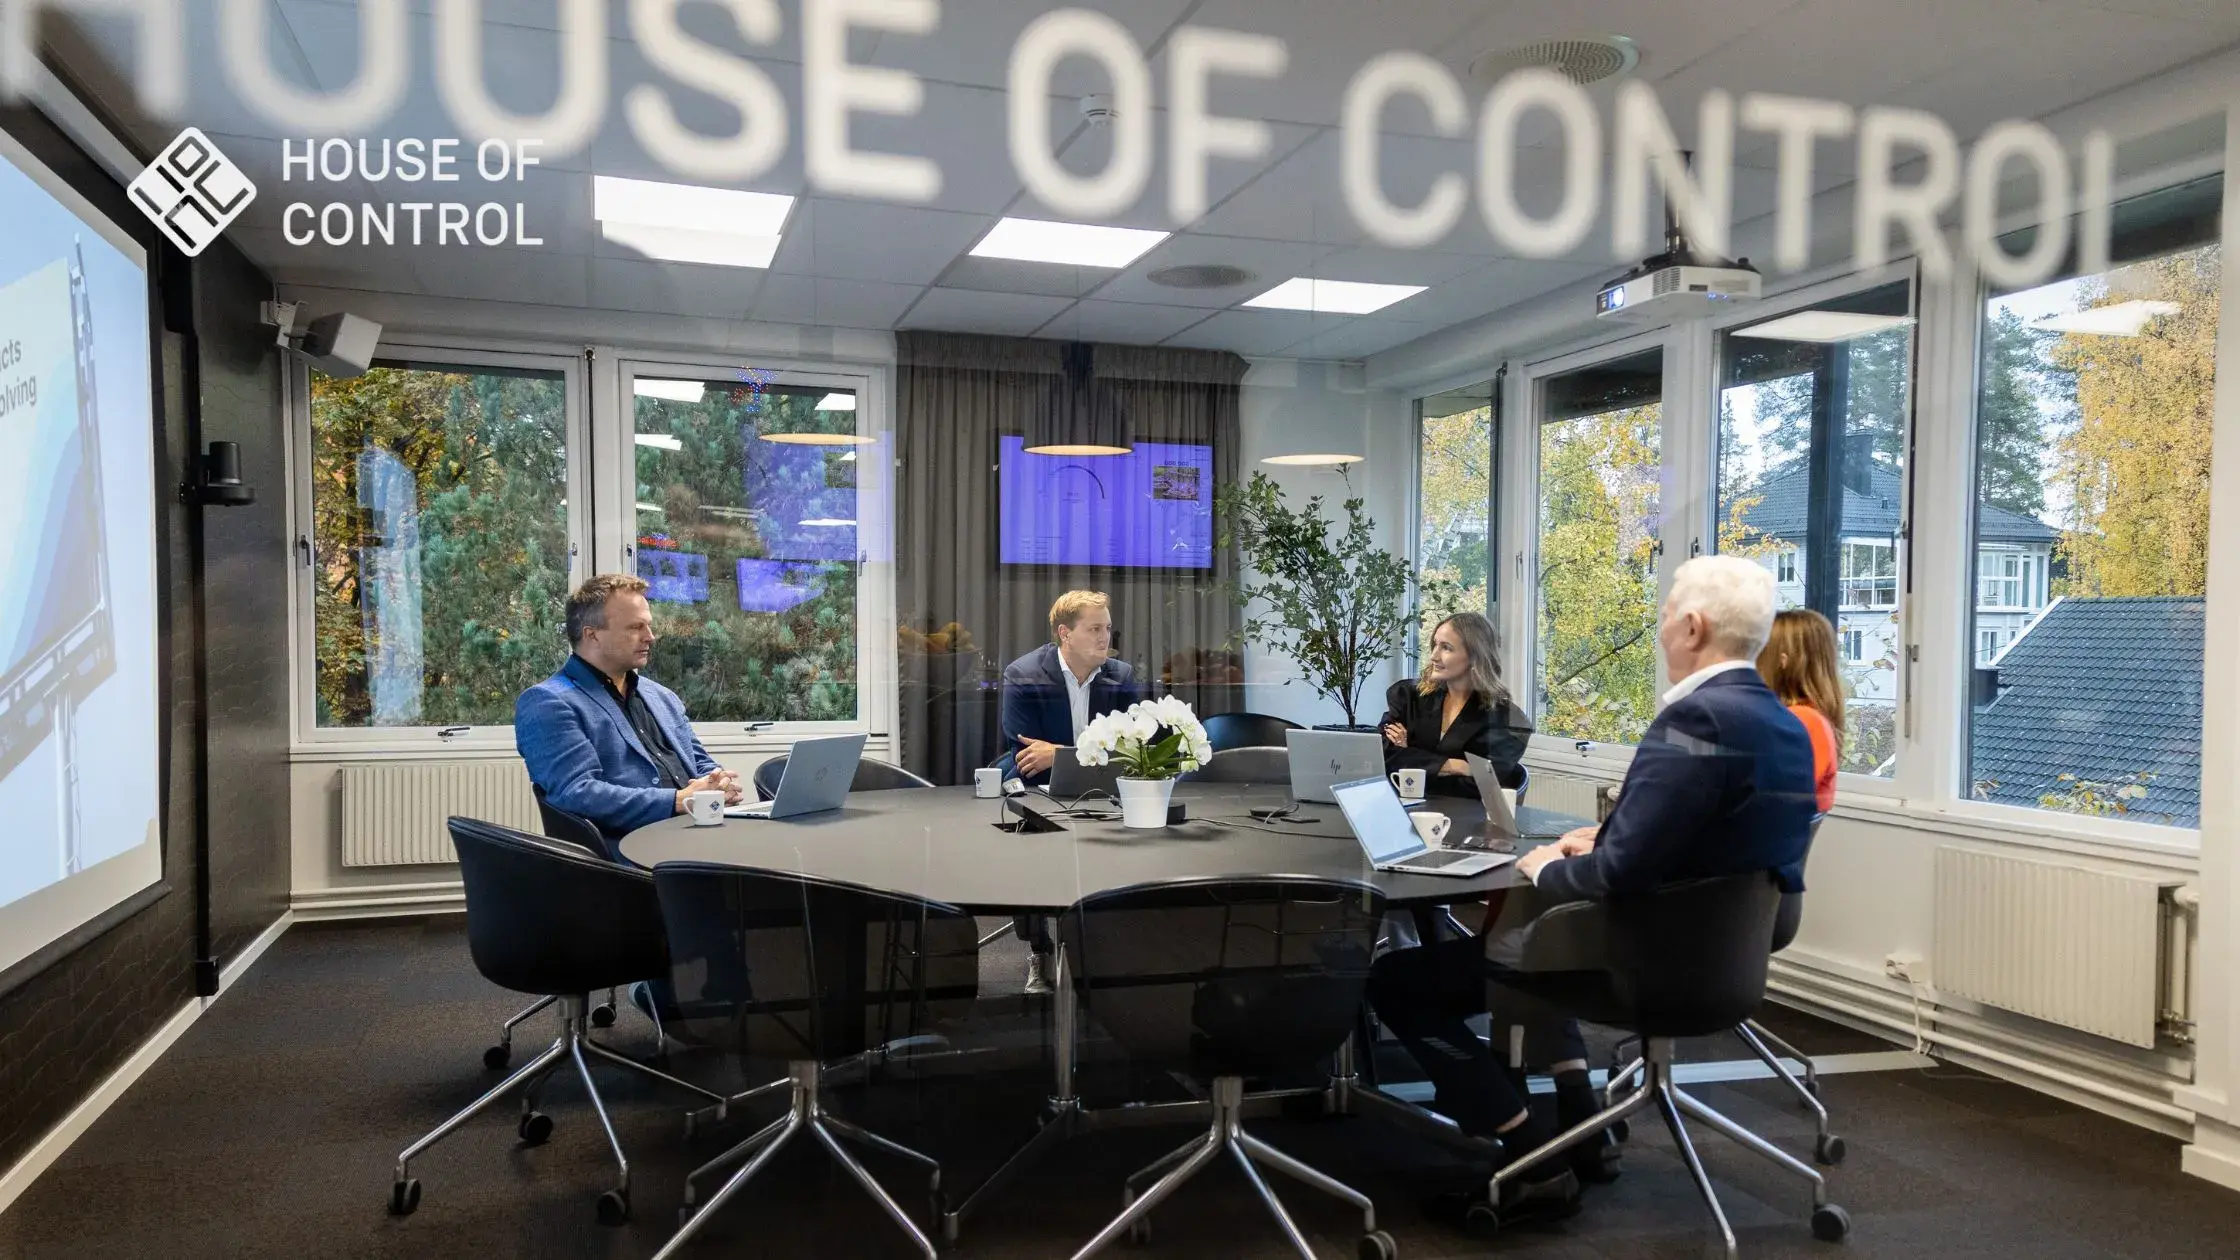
1381, 612, 1531, 798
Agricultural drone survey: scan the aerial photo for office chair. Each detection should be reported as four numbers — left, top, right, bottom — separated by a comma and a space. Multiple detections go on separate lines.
1060, 876, 1397, 1260
648, 864, 981, 1260
1202, 712, 1302, 753
752, 754, 934, 800
1604, 819, 1842, 1165
1473, 872, 1849, 1258
389, 819, 733, 1226
478, 790, 626, 1071
1178, 745, 1289, 784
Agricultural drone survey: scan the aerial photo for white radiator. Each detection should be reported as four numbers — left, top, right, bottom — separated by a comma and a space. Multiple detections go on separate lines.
1525, 771, 1610, 822
340, 762, 540, 867
1932, 847, 2186, 1048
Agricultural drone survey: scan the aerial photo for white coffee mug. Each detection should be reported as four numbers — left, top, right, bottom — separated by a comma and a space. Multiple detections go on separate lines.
974, 767, 1003, 799
1410, 810, 1452, 847
687, 790, 726, 826
1389, 768, 1427, 801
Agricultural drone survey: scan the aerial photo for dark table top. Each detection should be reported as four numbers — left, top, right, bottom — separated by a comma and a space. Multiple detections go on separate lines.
619, 783, 1590, 915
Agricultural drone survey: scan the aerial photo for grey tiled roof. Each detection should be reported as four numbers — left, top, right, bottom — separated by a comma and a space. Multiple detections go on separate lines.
1733, 461, 2060, 543
1969, 596, 2203, 828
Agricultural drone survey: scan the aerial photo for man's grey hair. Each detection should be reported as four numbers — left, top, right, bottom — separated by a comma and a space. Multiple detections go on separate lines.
1665, 556, 1778, 659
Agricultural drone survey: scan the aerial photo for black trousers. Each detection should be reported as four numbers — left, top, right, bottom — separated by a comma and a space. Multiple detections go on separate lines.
1013, 914, 1052, 954
1367, 934, 1587, 1136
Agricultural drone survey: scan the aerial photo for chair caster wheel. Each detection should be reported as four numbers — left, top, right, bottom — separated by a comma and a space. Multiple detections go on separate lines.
483, 1044, 510, 1070
592, 1003, 617, 1028
1358, 1228, 1398, 1260
1816, 1134, 1846, 1165
597, 1189, 631, 1226
1462, 1202, 1501, 1239
388, 1178, 421, 1216
1812, 1203, 1851, 1242
1610, 1119, 1630, 1143
519, 1111, 554, 1145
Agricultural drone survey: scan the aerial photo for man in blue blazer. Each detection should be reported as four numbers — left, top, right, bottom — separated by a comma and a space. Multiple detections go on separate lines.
1370, 556, 1816, 1221
994, 590, 1145, 785
516, 573, 742, 853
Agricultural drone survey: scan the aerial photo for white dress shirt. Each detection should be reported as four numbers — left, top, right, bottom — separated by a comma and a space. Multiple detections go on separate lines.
1062, 657, 1097, 741
1525, 658, 1757, 886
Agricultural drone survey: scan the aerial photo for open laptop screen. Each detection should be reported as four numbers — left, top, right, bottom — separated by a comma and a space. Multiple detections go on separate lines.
1330, 777, 1424, 864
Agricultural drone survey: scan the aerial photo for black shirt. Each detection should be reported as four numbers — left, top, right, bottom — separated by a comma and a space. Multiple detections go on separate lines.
588, 659, 692, 790
1379, 679, 1533, 797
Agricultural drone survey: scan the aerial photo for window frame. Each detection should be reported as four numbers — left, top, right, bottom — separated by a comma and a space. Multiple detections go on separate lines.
286, 342, 591, 751
609, 354, 893, 751
1409, 378, 1501, 669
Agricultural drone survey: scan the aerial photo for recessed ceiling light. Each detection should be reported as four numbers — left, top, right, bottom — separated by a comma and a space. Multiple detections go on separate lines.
592, 175, 792, 268
635, 433, 682, 451
1261, 452, 1366, 467
1733, 311, 1916, 343
799, 518, 857, 527
2031, 299, 2182, 338
1243, 278, 1427, 315
759, 431, 875, 446
970, 217, 1169, 268
633, 378, 706, 402
815, 393, 857, 411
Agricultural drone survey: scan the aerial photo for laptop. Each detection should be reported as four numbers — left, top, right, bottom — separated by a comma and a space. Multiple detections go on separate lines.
1466, 753, 1576, 842
1046, 746, 1121, 801
1330, 776, 1510, 877
1286, 730, 1385, 805
725, 734, 867, 819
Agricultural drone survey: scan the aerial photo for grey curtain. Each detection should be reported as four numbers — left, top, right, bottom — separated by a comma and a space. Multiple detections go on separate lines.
895, 332, 1246, 783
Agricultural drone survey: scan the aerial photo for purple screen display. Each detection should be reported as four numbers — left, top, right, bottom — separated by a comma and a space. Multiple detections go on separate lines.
743, 431, 863, 563
998, 437, 1213, 569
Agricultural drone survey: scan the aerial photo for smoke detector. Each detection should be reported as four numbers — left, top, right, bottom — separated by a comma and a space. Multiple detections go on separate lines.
1469, 35, 1641, 87
1147, 264, 1257, 291
1079, 94, 1117, 127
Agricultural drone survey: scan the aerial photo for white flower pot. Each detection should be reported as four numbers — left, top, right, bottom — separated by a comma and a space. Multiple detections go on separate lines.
1116, 776, 1175, 829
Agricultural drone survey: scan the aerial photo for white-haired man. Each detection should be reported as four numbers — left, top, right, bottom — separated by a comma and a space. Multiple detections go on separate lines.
1369, 556, 1817, 1224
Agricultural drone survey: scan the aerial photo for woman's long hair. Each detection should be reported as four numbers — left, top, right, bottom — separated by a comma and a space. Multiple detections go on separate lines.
1757, 608, 1846, 738
1418, 612, 1510, 709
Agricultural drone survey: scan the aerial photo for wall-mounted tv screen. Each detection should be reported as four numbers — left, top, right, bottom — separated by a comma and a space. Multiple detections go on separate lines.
998, 437, 1213, 569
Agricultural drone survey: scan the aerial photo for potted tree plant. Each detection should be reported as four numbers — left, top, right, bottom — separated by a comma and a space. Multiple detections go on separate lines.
1215, 471, 1448, 730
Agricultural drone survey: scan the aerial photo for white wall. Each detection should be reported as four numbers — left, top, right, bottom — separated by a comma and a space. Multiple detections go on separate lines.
1235, 359, 1412, 729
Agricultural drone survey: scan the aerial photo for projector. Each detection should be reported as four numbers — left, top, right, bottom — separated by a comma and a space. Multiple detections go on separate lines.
1595, 257, 1762, 322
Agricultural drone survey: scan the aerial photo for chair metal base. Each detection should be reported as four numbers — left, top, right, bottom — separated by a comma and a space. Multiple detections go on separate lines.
1072, 1077, 1387, 1260
393, 995, 729, 1224
657, 1060, 943, 1260
1501, 1040, 1844, 1260
1607, 1019, 1844, 1165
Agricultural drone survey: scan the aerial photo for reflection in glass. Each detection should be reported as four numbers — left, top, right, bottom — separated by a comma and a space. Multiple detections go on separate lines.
1416, 380, 1495, 650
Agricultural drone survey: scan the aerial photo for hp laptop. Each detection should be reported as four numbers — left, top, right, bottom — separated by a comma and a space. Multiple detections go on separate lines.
726, 734, 867, 819
1330, 776, 1510, 877
1286, 730, 1385, 805
1466, 752, 1576, 842
1046, 746, 1122, 802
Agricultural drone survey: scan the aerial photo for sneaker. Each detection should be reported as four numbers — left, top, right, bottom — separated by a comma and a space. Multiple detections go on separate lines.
1024, 953, 1053, 996
1424, 1165, 1581, 1232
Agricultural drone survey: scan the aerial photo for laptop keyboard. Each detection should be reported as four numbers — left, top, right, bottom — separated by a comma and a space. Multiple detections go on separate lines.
1406, 848, 1476, 868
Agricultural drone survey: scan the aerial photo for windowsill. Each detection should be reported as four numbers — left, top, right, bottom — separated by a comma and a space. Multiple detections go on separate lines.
289, 726, 881, 762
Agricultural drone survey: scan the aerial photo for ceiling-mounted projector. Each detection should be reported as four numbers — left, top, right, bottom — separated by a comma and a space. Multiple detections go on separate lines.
1595, 153, 1761, 321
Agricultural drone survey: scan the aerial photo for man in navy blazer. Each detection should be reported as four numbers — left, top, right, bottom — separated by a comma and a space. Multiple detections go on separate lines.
516, 573, 742, 852
1370, 556, 1815, 1221
994, 590, 1145, 785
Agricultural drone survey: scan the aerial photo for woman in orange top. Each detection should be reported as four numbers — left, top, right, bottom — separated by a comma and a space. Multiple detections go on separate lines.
1758, 608, 1842, 813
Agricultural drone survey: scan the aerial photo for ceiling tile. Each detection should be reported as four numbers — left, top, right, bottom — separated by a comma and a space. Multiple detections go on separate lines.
1034, 300, 1212, 345
1281, 319, 1432, 361
901, 287, 1076, 335
842, 82, 1023, 213
1192, 132, 1364, 247
1176, 0, 1502, 131
1162, 309, 1338, 356
413, 244, 591, 307
750, 275, 923, 329
767, 200, 993, 285
934, 253, 1122, 299
858, 0, 1193, 93
590, 256, 760, 319
1021, 107, 1320, 231
1093, 234, 1336, 308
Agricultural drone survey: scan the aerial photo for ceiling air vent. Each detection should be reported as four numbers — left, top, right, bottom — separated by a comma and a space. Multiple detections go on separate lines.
1469, 35, 1641, 87
1147, 263, 1257, 291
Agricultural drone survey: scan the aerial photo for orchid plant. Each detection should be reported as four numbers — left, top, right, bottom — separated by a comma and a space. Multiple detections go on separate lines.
1076, 696, 1213, 782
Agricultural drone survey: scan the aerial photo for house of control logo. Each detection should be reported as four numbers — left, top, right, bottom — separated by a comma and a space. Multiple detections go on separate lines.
127, 128, 255, 258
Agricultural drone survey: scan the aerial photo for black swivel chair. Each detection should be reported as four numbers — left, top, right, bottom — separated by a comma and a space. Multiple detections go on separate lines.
647, 864, 980, 1260
388, 819, 731, 1225
752, 754, 935, 800
1059, 877, 1397, 1260
1202, 712, 1302, 753
1178, 745, 1289, 785
478, 790, 625, 1070
1475, 872, 1849, 1257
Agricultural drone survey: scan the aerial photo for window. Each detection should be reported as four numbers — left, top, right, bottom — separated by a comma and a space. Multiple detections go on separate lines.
628, 372, 866, 723
1716, 280, 1913, 776
1535, 348, 1663, 744
1417, 380, 1496, 646
1977, 629, 2000, 662
1967, 175, 2220, 830
1840, 541, 1898, 609
307, 359, 573, 729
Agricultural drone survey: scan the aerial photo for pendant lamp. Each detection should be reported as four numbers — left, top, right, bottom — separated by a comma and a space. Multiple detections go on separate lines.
1024, 342, 1132, 455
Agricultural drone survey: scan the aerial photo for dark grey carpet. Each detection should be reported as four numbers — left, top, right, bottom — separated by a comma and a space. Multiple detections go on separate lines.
3, 917, 2235, 1259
